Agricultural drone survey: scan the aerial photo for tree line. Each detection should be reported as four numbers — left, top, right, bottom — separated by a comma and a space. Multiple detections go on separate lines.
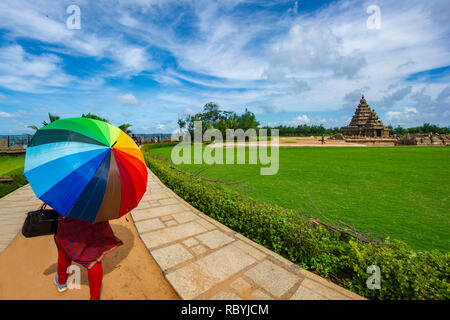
388, 123, 449, 135
260, 124, 340, 136
178, 102, 340, 137
178, 103, 449, 137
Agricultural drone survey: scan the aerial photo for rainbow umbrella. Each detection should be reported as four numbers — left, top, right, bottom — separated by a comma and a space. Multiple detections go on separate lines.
24, 117, 148, 223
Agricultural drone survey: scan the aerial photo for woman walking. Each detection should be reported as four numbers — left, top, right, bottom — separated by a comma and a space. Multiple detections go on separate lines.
54, 216, 123, 300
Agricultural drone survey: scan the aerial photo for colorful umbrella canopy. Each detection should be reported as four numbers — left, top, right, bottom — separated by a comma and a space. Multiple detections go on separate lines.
24, 117, 148, 223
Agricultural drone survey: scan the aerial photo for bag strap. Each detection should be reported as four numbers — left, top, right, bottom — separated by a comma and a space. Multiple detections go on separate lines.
40, 203, 47, 210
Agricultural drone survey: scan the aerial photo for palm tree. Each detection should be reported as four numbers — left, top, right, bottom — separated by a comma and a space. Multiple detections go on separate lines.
28, 112, 60, 131
81, 113, 109, 123
118, 123, 132, 135
177, 118, 186, 131
27, 125, 39, 131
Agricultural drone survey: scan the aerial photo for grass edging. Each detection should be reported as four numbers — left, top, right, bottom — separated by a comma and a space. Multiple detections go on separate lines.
142, 143, 449, 300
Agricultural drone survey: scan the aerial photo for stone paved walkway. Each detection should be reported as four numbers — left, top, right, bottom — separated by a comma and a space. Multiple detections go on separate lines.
133, 169, 364, 300
0, 170, 364, 300
0, 184, 42, 254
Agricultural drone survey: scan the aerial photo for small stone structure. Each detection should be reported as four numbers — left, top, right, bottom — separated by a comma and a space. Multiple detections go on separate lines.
396, 133, 450, 146
341, 96, 391, 138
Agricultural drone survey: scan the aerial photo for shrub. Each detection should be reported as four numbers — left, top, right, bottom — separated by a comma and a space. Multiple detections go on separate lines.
141, 144, 449, 300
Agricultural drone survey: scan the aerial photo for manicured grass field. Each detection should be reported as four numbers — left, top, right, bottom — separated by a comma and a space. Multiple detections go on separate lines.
150, 146, 449, 252
0, 155, 26, 198
0, 155, 24, 176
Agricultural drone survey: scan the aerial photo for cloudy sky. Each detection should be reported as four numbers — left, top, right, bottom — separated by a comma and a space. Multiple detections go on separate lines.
0, 0, 449, 134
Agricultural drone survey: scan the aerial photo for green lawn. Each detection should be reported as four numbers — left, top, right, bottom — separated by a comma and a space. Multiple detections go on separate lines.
0, 155, 27, 198
150, 146, 450, 252
0, 155, 25, 175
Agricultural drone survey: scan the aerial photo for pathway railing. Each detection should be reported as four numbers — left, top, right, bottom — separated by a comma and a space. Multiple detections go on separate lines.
0, 135, 32, 148
0, 133, 171, 148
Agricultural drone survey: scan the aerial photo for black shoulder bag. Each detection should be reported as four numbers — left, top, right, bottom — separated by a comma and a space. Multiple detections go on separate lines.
22, 203, 59, 237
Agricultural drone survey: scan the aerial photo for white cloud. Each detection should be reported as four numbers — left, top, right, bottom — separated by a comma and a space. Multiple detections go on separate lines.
183, 108, 195, 115
289, 115, 311, 125
0, 111, 15, 118
0, 45, 72, 92
386, 107, 420, 124
117, 93, 140, 105
112, 46, 151, 74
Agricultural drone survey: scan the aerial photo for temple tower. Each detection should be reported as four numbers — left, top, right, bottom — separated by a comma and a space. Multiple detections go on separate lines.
341, 96, 390, 138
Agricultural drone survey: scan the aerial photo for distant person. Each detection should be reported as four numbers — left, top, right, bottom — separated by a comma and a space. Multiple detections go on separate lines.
321, 135, 325, 144
131, 134, 138, 145
54, 216, 122, 300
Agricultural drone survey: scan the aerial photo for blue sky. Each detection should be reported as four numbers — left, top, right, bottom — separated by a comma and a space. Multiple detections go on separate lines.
0, 0, 449, 134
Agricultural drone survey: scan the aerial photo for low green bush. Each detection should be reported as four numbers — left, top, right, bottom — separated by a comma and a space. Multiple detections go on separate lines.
141, 144, 449, 300
142, 141, 179, 149
0, 167, 28, 198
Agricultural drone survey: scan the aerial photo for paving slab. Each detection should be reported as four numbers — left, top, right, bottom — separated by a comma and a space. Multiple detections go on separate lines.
140, 221, 208, 249
134, 218, 165, 233
190, 244, 208, 255
172, 211, 198, 224
244, 260, 300, 298
290, 284, 327, 300
211, 291, 242, 300
182, 237, 199, 248
251, 289, 274, 300
195, 230, 234, 249
151, 243, 194, 271
165, 244, 256, 299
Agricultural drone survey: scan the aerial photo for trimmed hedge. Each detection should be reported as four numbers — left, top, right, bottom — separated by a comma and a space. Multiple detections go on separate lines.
142, 144, 449, 300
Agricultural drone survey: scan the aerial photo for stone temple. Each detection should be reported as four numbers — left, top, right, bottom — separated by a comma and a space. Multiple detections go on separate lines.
341, 96, 390, 138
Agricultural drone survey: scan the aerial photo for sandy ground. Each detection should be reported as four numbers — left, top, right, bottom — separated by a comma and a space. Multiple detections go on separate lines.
0, 213, 180, 300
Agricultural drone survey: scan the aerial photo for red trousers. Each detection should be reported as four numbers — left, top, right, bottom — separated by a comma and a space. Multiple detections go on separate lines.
57, 239, 103, 300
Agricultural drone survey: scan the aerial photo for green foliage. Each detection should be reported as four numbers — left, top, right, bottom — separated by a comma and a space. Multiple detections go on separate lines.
142, 144, 450, 300
144, 141, 178, 149
81, 113, 110, 123
238, 108, 260, 131
389, 123, 449, 135
118, 123, 132, 135
28, 112, 60, 130
261, 124, 340, 136
177, 118, 186, 130
406, 123, 449, 135
182, 102, 260, 136
42, 113, 60, 126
